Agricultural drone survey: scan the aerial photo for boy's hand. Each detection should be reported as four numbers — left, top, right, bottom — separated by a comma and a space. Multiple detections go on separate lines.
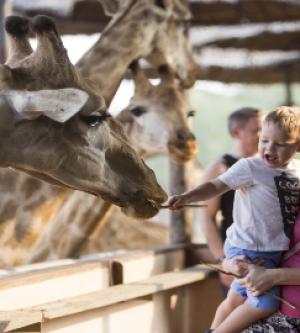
168, 194, 187, 210
222, 255, 251, 277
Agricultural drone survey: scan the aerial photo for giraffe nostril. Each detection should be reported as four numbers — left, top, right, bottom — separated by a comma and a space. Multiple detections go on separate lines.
176, 129, 195, 142
176, 129, 186, 142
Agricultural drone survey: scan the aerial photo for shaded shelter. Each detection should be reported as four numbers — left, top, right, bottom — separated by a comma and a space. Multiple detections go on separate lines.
10, 0, 300, 89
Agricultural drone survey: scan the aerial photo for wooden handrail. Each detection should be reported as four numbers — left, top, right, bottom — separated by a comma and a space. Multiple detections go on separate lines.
0, 264, 213, 332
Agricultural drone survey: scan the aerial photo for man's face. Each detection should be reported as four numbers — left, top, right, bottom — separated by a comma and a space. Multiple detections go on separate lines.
237, 115, 263, 156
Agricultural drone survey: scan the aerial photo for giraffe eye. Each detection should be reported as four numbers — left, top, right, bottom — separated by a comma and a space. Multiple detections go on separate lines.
187, 110, 196, 117
80, 113, 111, 127
130, 107, 147, 117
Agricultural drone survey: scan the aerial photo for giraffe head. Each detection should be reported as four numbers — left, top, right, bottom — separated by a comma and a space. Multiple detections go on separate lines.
0, 15, 167, 218
98, 0, 198, 89
117, 61, 198, 163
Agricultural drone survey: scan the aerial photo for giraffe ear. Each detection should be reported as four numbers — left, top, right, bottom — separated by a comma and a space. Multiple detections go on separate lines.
3, 88, 89, 122
98, 0, 122, 16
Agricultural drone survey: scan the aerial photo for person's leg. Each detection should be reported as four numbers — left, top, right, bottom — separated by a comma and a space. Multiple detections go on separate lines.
211, 288, 245, 329
213, 300, 275, 333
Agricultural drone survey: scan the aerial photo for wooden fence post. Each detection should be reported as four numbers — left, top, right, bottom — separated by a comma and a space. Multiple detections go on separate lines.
0, 0, 5, 63
169, 160, 191, 244
0, 0, 11, 64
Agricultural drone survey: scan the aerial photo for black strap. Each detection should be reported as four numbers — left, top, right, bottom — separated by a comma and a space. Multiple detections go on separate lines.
222, 154, 238, 168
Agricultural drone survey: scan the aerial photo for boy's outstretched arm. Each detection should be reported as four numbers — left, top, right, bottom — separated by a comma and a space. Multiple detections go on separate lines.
168, 179, 229, 210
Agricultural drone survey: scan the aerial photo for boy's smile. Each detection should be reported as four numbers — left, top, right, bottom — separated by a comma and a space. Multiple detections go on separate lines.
258, 122, 299, 168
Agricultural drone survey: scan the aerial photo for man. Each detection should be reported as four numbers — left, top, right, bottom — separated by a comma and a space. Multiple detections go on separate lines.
201, 107, 263, 289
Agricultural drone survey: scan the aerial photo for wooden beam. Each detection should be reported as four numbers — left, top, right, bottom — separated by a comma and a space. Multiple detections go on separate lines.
12, 0, 110, 35
189, 0, 300, 25
34, 265, 213, 320
49, 18, 107, 35
0, 310, 42, 333
191, 22, 300, 51
12, 0, 106, 20
196, 48, 300, 83
112, 245, 185, 284
136, 49, 300, 83
0, 264, 213, 332
169, 161, 191, 244
0, 0, 4, 63
197, 62, 300, 84
12, 0, 300, 27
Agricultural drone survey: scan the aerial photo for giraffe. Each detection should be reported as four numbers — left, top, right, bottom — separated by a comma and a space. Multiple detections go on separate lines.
76, 0, 199, 105
118, 61, 197, 163
75, 63, 199, 256
0, 63, 198, 266
0, 0, 198, 266
26, 62, 198, 263
0, 15, 167, 220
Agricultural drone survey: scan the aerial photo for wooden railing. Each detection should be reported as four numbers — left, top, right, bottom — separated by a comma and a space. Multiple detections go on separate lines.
0, 244, 223, 333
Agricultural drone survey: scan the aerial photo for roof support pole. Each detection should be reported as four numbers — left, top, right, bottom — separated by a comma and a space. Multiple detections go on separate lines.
169, 160, 191, 244
0, 0, 11, 64
0, 0, 5, 63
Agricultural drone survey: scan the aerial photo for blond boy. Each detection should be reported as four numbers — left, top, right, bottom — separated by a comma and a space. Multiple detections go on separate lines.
169, 107, 300, 333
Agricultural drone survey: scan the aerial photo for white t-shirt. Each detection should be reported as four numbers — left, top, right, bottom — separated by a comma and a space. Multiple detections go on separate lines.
218, 157, 300, 251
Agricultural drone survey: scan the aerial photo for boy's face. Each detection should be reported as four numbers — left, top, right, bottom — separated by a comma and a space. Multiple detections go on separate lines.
258, 121, 299, 168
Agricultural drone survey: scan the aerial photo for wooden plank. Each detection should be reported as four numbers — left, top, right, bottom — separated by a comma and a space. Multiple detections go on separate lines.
0, 261, 108, 290
182, 276, 223, 333
138, 48, 300, 83
112, 244, 186, 284
189, 0, 300, 25
41, 300, 158, 333
0, 259, 78, 278
11, 0, 300, 26
191, 22, 300, 51
0, 261, 109, 311
169, 161, 190, 244
32, 265, 212, 320
0, 310, 42, 333
0, 0, 5, 63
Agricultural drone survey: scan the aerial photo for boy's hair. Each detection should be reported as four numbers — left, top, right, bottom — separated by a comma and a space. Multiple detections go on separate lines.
265, 106, 300, 138
228, 107, 262, 136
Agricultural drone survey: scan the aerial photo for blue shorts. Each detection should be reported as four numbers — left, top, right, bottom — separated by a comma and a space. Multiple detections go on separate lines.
224, 241, 282, 310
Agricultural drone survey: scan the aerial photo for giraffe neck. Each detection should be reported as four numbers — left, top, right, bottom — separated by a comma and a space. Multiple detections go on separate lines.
76, 3, 153, 106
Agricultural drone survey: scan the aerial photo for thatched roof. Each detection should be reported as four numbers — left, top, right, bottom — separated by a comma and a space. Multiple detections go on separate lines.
9, 0, 300, 83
